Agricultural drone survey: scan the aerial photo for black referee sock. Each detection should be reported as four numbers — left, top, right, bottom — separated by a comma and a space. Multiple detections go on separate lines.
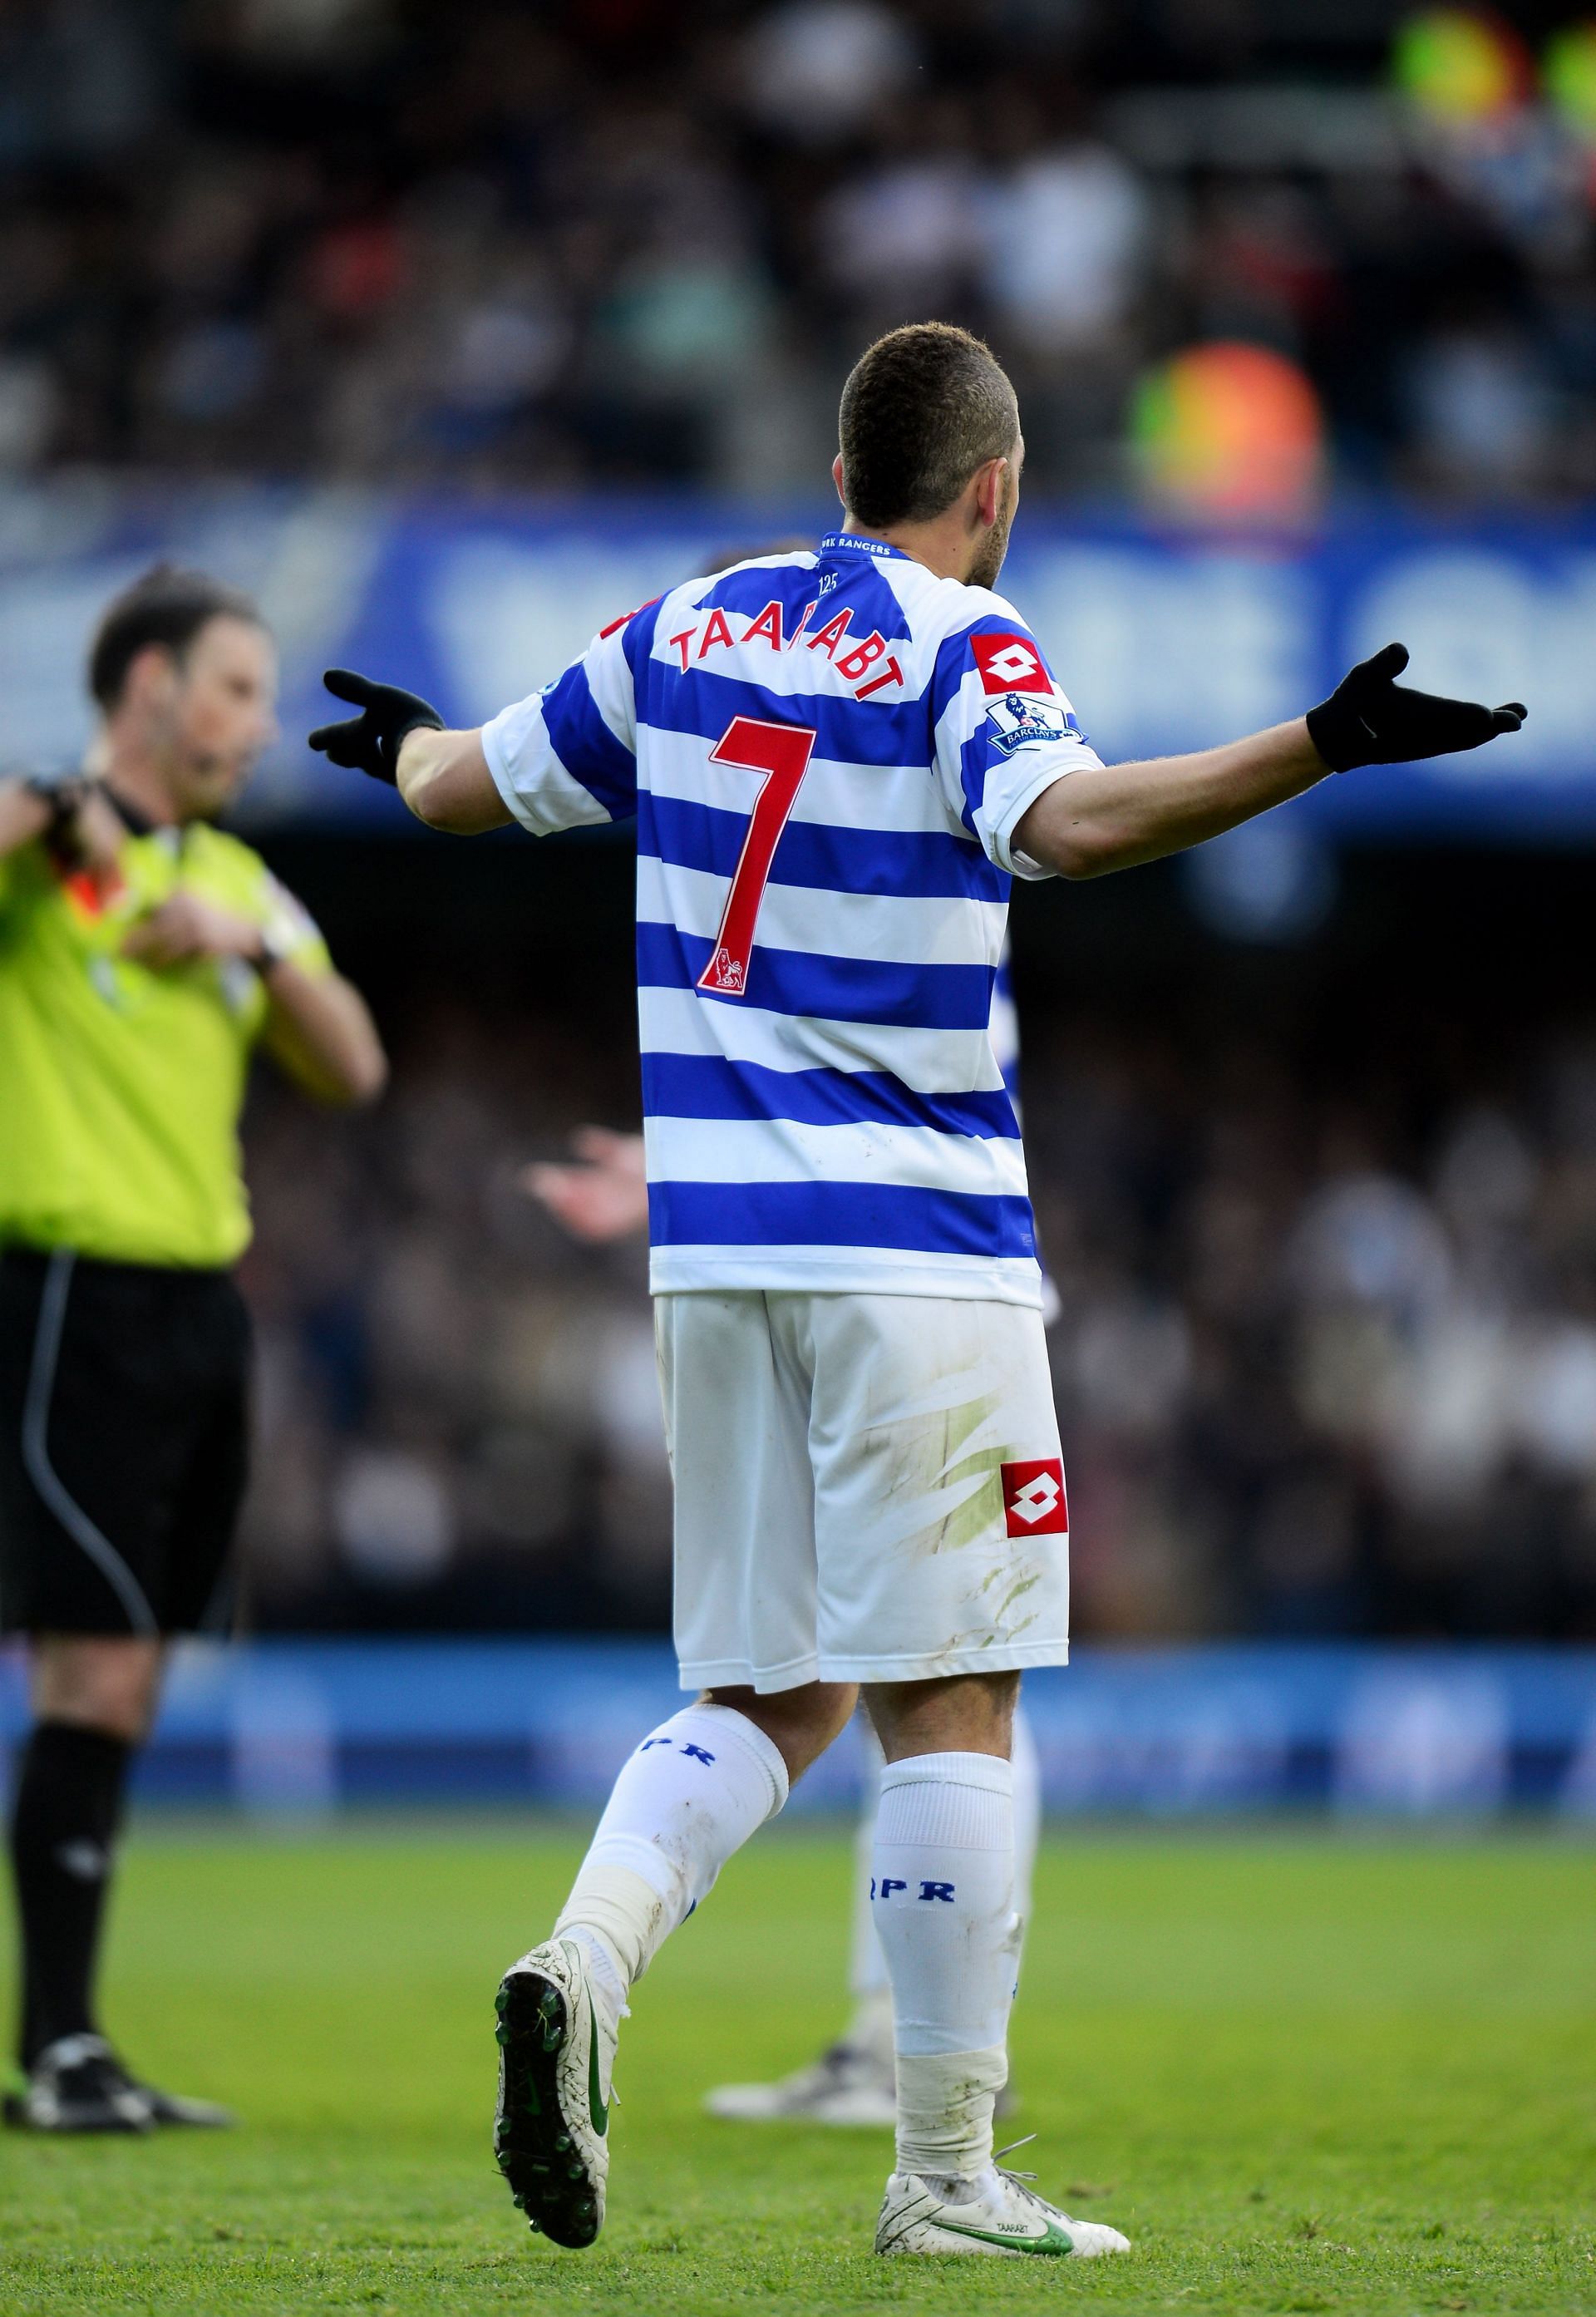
7, 1721, 132, 2069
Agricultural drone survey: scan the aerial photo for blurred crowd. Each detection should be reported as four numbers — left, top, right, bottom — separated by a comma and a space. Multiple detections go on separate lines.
237, 988, 1596, 1643
5, 0, 1596, 500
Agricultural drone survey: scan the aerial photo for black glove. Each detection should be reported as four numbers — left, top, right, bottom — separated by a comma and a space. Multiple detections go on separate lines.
1307, 642, 1525, 774
308, 668, 444, 786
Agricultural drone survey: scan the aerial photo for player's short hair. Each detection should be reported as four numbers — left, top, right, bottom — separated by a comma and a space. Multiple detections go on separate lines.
839, 323, 1020, 530
88, 564, 265, 709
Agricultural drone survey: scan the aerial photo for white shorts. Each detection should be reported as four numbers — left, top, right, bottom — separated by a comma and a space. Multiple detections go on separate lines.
658, 1290, 1071, 1694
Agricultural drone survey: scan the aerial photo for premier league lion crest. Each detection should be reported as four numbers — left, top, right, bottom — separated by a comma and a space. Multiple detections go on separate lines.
983, 690, 1085, 756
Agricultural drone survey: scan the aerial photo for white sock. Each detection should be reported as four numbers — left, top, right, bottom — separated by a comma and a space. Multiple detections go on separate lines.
872, 1750, 1016, 2181
554, 1703, 787, 1992
897, 2048, 1009, 2190
848, 1710, 1041, 2055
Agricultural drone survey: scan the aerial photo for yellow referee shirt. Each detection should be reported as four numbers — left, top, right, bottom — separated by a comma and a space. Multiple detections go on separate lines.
0, 818, 330, 1269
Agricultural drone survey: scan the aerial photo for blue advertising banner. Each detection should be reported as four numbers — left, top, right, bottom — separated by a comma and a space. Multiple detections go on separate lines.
2, 483, 1592, 838
2, 1639, 1593, 1817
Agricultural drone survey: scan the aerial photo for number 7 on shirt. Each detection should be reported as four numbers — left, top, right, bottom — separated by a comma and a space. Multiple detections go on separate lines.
697, 715, 816, 997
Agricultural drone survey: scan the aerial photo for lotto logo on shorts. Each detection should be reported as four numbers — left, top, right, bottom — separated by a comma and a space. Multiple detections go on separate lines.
1001, 1459, 1068, 1536
972, 633, 1050, 696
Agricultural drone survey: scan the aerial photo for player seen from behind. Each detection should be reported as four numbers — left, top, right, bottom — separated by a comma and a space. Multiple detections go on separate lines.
311, 322, 1524, 2260
521, 535, 1051, 2130
2, 568, 387, 2133
523, 951, 1044, 2129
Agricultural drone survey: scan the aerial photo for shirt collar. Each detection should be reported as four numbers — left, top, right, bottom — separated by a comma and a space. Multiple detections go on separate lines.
818, 530, 911, 563
101, 783, 156, 837
101, 784, 185, 853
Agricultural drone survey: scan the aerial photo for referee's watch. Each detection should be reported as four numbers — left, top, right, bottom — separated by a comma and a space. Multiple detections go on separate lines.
22, 767, 95, 842
248, 929, 293, 979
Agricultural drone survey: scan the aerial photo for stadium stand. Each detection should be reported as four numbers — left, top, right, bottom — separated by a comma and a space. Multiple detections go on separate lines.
2, 0, 1595, 499
237, 974, 1596, 1644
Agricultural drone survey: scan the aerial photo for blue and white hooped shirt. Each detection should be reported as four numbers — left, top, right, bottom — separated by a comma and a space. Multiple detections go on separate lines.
482, 533, 1101, 1309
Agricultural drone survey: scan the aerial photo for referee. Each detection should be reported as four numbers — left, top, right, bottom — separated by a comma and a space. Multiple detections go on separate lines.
1, 566, 387, 2132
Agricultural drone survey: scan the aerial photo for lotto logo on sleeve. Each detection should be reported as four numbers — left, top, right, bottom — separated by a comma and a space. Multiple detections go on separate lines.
1001, 1458, 1069, 1536
971, 632, 1051, 696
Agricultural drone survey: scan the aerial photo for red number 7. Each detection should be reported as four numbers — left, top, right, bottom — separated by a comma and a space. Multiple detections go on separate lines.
697, 714, 816, 997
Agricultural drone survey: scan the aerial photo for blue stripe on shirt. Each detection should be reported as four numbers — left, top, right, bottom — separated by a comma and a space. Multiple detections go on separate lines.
637, 792, 1007, 903
638, 668, 929, 770
540, 662, 636, 818
954, 725, 1090, 841
642, 1052, 1018, 1138
620, 594, 667, 689
695, 557, 913, 643
648, 1179, 1037, 1260
635, 919, 996, 1030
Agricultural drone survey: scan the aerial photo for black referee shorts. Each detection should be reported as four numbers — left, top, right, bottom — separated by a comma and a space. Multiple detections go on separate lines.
0, 1246, 251, 1638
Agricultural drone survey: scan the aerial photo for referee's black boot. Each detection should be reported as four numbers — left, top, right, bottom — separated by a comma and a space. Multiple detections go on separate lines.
126, 2067, 236, 2129
2, 2034, 235, 2132
3, 2034, 153, 2132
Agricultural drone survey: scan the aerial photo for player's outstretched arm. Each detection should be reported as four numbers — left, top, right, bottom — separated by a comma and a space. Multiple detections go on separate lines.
523, 1128, 649, 1244
1016, 643, 1525, 880
308, 670, 510, 833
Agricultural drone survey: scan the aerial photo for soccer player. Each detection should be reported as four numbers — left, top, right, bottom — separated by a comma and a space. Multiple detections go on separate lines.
310, 323, 1523, 2258
2, 566, 387, 2133
522, 954, 1045, 2129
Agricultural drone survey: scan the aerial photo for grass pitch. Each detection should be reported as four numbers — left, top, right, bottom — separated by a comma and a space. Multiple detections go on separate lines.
1, 1824, 1592, 2315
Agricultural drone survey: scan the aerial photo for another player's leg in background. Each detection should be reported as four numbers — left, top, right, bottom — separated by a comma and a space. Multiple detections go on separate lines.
491, 1680, 855, 2247
704, 1706, 1042, 2125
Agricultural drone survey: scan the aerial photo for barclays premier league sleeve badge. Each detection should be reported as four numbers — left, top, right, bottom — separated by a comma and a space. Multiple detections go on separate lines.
983, 692, 1082, 756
